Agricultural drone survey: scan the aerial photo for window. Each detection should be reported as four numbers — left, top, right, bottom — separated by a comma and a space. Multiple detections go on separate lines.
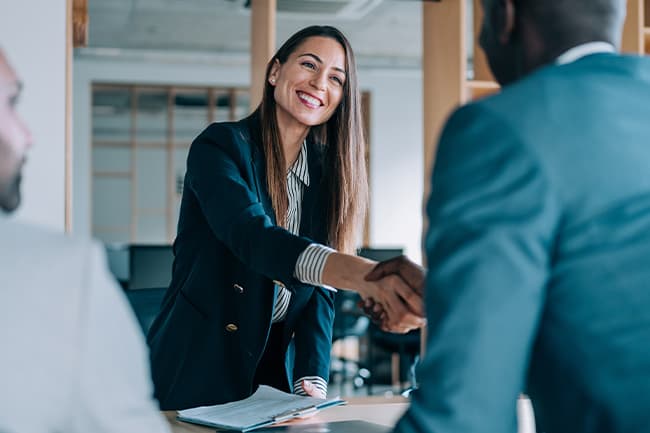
91, 84, 250, 244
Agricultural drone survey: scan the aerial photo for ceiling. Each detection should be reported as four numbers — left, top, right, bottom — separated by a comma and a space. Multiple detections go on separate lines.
85, 0, 429, 67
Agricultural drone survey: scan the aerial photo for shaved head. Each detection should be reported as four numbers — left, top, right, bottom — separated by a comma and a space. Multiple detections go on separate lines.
480, 0, 626, 85
517, 0, 626, 49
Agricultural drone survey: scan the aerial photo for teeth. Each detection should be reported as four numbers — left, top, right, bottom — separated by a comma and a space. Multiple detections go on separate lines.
298, 92, 320, 107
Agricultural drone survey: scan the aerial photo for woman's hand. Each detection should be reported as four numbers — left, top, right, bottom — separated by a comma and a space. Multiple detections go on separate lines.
300, 379, 327, 399
321, 253, 426, 333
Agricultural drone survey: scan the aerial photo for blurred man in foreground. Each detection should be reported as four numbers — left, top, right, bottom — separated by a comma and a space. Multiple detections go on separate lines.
0, 47, 170, 433
394, 0, 650, 432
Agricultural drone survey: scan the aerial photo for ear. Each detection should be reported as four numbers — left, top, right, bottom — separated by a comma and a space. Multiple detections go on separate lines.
268, 59, 280, 85
497, 0, 516, 44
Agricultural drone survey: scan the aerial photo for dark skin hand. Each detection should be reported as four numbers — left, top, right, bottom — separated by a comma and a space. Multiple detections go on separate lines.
360, 255, 426, 333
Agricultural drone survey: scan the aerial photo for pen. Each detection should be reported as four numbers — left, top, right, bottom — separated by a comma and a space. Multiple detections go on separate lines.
272, 405, 318, 423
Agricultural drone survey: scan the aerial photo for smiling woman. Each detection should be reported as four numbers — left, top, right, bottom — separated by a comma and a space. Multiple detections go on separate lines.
258, 27, 363, 254
146, 25, 424, 412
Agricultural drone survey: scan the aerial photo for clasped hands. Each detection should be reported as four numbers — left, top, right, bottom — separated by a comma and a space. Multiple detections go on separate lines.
358, 256, 426, 334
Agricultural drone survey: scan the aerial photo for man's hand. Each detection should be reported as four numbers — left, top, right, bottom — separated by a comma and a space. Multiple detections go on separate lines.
358, 297, 385, 324
365, 255, 425, 296
320, 252, 425, 333
361, 256, 427, 333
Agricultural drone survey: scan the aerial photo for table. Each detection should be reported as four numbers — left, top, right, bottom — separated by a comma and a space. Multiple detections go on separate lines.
165, 396, 409, 433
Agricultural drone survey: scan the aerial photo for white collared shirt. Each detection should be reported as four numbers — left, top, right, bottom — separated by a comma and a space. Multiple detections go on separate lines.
555, 41, 616, 65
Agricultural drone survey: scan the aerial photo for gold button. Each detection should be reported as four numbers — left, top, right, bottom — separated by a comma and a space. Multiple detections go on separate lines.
225, 323, 238, 332
233, 283, 244, 294
273, 279, 286, 289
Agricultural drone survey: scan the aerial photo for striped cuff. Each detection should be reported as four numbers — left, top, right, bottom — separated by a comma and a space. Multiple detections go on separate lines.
271, 286, 291, 323
295, 244, 336, 291
294, 376, 328, 398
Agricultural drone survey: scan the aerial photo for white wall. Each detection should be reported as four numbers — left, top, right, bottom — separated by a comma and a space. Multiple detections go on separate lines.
73, 54, 424, 262
360, 69, 423, 263
0, 0, 68, 231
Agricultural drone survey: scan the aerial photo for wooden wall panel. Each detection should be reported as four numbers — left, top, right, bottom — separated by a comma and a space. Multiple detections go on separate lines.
422, 1, 466, 197
472, 0, 494, 81
622, 0, 644, 54
250, 0, 276, 111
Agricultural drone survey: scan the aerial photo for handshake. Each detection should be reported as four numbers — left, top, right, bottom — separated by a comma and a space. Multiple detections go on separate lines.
359, 256, 427, 334
323, 253, 426, 334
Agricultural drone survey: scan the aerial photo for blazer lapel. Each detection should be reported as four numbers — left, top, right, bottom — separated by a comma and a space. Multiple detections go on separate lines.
299, 140, 325, 242
246, 120, 325, 242
244, 119, 280, 308
245, 118, 277, 226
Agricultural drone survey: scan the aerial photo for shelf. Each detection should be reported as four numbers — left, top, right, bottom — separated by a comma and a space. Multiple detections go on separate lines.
465, 80, 501, 100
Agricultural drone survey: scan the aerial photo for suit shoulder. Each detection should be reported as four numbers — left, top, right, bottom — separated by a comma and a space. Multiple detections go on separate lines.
454, 65, 567, 142
438, 92, 536, 163
191, 118, 255, 160
470, 76, 543, 116
199, 118, 246, 140
0, 221, 110, 306
472, 57, 619, 119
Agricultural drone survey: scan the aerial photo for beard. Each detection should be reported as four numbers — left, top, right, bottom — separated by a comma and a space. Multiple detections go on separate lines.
0, 168, 23, 213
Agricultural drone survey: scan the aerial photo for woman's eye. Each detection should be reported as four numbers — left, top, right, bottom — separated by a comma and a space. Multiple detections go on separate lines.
331, 76, 343, 85
302, 61, 316, 70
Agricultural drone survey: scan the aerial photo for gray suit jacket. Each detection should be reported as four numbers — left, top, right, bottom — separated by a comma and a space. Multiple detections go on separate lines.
0, 219, 169, 433
395, 53, 650, 433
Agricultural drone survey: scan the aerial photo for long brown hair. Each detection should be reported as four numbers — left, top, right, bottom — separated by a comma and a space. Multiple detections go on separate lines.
255, 25, 368, 254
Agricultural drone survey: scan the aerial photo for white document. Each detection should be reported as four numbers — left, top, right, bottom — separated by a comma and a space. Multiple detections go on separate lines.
177, 385, 345, 431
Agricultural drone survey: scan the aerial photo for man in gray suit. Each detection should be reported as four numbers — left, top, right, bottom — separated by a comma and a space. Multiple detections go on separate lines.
387, 0, 650, 432
0, 48, 170, 432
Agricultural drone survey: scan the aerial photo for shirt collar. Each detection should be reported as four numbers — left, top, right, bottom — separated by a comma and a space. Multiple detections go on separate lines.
555, 41, 616, 65
288, 140, 310, 187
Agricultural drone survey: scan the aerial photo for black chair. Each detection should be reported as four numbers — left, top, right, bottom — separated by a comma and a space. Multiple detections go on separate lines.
357, 247, 421, 394
124, 287, 166, 335
357, 247, 404, 265
105, 244, 129, 289
330, 290, 371, 392
367, 325, 420, 394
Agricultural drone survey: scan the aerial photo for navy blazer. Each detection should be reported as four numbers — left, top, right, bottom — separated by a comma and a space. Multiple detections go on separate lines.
147, 113, 335, 411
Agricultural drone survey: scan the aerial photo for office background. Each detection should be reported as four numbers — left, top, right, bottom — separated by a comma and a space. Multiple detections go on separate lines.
3, 0, 648, 396
2, 0, 430, 263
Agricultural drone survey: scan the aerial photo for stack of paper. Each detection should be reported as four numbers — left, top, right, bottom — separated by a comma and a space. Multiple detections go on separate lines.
177, 385, 345, 431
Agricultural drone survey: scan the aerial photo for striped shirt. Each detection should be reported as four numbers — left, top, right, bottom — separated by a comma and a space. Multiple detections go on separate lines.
270, 140, 334, 397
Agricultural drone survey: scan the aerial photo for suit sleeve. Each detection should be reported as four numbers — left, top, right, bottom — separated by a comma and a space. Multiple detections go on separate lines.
292, 287, 336, 393
185, 125, 313, 284
70, 242, 171, 433
394, 104, 560, 433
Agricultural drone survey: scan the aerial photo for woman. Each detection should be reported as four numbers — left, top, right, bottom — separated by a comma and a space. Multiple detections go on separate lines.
147, 25, 424, 411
